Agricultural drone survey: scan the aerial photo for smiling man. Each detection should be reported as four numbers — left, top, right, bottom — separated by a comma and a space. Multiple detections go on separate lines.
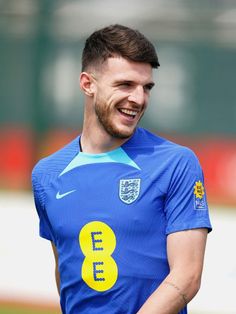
32, 24, 212, 314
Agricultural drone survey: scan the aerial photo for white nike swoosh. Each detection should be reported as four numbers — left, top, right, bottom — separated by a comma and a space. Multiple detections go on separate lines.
56, 189, 76, 199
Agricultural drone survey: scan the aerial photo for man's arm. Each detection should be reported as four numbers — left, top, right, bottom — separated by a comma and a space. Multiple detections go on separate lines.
137, 228, 208, 314
51, 242, 60, 295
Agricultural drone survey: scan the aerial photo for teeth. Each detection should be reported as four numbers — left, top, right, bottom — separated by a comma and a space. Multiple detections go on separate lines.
120, 109, 137, 116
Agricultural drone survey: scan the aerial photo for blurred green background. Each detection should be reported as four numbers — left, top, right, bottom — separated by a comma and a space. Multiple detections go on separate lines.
0, 0, 236, 313
1, 0, 236, 205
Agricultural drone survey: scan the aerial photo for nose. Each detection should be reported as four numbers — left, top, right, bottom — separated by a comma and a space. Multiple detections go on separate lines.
128, 86, 145, 105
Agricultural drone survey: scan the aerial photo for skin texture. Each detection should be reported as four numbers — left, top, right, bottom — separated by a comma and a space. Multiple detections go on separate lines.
51, 56, 209, 313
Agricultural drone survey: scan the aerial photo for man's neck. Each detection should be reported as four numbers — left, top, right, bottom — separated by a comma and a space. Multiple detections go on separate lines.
80, 130, 129, 154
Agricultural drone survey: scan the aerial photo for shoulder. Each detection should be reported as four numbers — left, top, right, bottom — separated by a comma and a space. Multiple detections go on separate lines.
123, 128, 201, 176
133, 127, 198, 160
32, 135, 80, 186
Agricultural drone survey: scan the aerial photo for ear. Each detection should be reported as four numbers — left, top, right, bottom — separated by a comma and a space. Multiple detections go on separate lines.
80, 72, 96, 96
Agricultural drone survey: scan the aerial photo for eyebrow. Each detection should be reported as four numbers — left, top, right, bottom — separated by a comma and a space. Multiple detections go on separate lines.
113, 80, 155, 88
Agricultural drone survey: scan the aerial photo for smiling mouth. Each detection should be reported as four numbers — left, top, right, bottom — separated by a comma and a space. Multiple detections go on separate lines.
118, 108, 138, 119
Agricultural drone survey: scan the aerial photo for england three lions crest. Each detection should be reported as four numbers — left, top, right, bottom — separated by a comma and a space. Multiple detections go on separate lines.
119, 179, 141, 204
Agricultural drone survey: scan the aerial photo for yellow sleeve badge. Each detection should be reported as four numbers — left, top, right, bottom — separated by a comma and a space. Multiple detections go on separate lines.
193, 181, 206, 210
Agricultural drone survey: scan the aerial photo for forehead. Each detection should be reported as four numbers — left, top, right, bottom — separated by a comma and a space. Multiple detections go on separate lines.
98, 57, 153, 83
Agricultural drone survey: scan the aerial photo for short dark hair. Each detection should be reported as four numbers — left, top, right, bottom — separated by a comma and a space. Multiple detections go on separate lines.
82, 24, 160, 71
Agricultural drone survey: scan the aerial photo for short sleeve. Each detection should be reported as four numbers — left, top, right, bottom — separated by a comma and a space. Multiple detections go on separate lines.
32, 172, 54, 241
164, 148, 212, 235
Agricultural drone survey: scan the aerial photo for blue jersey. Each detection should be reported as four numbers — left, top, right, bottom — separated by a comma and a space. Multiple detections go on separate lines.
32, 128, 212, 314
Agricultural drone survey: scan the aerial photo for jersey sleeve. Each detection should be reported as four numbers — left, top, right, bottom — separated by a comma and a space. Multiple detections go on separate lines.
32, 171, 54, 241
164, 147, 212, 235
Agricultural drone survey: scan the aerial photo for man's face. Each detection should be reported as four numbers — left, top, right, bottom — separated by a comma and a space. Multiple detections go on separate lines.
91, 57, 155, 139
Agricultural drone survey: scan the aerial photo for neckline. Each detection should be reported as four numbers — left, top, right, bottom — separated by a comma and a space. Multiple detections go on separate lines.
78, 128, 140, 155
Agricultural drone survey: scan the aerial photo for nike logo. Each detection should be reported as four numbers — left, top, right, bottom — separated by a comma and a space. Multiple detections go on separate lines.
56, 189, 76, 199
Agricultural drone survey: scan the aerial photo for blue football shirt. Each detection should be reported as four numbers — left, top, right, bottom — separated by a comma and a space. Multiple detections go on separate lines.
32, 127, 212, 314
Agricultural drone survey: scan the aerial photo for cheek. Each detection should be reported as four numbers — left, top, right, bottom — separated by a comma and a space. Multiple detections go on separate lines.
143, 95, 150, 108
96, 87, 128, 110
96, 89, 113, 106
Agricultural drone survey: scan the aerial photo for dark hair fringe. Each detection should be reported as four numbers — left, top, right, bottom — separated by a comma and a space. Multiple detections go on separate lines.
82, 24, 160, 71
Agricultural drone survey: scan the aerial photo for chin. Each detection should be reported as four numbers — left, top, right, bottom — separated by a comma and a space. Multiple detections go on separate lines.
107, 126, 136, 139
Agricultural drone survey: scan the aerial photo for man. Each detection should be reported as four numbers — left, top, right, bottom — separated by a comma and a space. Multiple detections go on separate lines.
32, 24, 212, 314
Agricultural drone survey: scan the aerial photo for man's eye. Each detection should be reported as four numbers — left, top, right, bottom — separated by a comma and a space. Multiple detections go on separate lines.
144, 84, 154, 91
120, 83, 131, 87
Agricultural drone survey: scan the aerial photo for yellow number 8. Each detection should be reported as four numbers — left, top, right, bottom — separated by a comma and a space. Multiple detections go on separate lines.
79, 221, 118, 291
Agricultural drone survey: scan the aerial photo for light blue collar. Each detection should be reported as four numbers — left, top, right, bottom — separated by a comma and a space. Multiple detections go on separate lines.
60, 147, 140, 176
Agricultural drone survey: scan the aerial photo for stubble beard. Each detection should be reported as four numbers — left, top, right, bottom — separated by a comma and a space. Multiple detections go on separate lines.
94, 101, 138, 139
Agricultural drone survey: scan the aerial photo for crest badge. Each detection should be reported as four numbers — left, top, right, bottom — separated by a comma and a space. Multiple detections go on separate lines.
119, 179, 141, 204
193, 180, 206, 210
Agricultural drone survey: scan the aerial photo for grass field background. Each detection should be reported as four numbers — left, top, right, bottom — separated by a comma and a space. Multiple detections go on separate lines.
1, 191, 235, 314
0, 301, 60, 314
0, 305, 60, 314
